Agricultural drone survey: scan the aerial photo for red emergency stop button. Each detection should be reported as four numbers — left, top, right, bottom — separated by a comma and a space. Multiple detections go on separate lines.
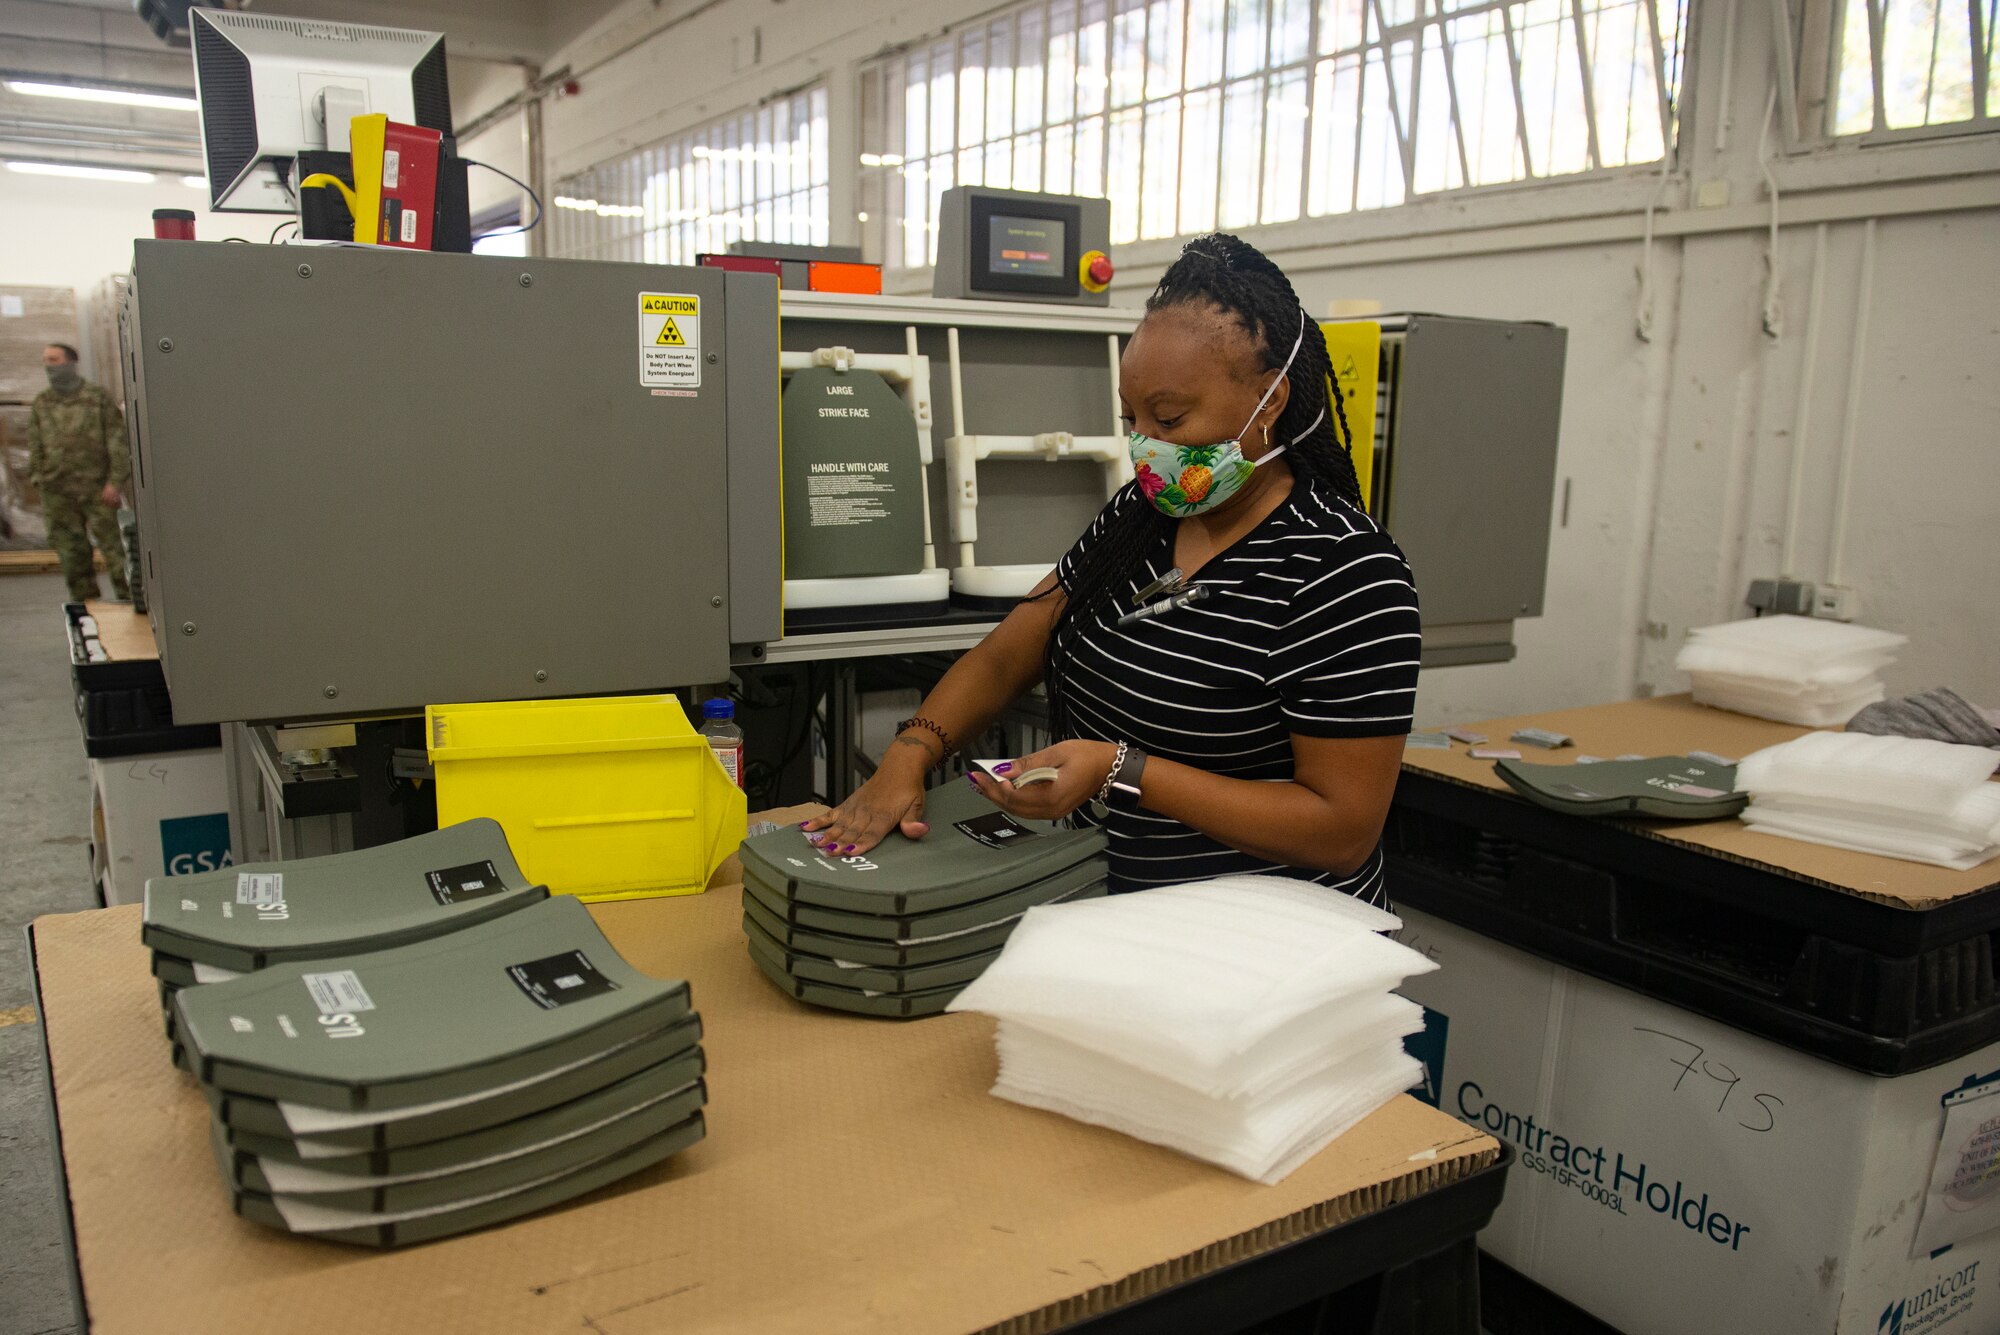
1080, 250, 1114, 293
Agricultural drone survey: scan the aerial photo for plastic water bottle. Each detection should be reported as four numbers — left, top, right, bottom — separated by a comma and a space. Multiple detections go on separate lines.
700, 698, 744, 788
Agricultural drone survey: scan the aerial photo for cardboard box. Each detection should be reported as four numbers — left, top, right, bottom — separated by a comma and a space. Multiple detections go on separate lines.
84, 273, 130, 403
1399, 906, 2000, 1335
89, 747, 231, 906
2, 404, 48, 545
0, 284, 79, 402
33, 804, 1498, 1334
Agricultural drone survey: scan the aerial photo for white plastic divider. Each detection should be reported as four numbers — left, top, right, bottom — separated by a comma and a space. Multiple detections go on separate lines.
942, 328, 1134, 600
778, 334, 951, 610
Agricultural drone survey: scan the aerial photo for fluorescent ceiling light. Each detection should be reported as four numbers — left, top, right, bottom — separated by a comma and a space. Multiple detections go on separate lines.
181, 175, 207, 189
8, 160, 158, 183
6, 79, 199, 112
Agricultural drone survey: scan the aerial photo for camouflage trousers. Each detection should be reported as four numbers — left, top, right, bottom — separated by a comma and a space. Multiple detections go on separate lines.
42, 490, 129, 602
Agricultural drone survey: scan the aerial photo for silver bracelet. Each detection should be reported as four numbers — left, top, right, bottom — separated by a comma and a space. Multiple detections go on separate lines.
1095, 740, 1130, 804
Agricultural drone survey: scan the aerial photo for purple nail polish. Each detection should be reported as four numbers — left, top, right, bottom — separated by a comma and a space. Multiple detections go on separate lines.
842, 844, 856, 854
995, 762, 1014, 774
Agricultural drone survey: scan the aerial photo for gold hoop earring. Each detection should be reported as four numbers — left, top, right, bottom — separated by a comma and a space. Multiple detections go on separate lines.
1262, 424, 1272, 449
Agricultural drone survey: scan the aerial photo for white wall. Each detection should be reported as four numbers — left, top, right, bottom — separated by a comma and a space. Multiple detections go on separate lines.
448, 55, 533, 219
15, 0, 1987, 717
0, 172, 231, 374
525, 0, 2000, 719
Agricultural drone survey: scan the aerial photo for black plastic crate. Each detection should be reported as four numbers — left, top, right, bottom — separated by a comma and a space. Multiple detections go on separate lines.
63, 603, 219, 759
64, 601, 157, 691
1386, 770, 2000, 1077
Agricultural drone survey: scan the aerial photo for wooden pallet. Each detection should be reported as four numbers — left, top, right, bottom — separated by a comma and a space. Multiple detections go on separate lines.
0, 548, 107, 575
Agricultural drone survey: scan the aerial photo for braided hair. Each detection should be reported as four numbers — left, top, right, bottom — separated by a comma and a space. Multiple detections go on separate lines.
1041, 233, 1365, 740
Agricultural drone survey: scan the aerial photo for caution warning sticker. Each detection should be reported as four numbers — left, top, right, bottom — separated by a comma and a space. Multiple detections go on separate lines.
638, 292, 700, 390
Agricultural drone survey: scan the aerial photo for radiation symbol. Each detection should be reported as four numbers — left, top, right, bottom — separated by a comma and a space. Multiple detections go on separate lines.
654, 317, 686, 346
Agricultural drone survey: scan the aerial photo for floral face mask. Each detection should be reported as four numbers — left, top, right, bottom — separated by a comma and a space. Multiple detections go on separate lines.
1127, 310, 1322, 518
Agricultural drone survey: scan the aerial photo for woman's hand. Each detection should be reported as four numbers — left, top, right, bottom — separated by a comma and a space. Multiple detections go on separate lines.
800, 762, 932, 857
969, 740, 1118, 821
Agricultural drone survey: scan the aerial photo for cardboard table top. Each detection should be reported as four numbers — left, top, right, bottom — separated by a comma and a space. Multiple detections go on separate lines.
1401, 695, 2000, 911
81, 599, 157, 662
35, 806, 1497, 1335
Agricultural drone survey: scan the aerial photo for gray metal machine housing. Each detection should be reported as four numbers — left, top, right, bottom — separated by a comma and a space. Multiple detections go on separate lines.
1359, 314, 1567, 667
122, 241, 781, 724
931, 187, 1112, 306
776, 291, 1129, 576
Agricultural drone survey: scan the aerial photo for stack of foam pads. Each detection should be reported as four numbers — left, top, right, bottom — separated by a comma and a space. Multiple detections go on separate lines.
144, 825, 708, 1247
145, 820, 548, 1055
1675, 614, 1908, 726
1735, 731, 2000, 871
737, 783, 1108, 1018
948, 876, 1436, 1185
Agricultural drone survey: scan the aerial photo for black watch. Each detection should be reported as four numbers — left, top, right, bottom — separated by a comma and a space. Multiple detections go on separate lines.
1107, 746, 1149, 805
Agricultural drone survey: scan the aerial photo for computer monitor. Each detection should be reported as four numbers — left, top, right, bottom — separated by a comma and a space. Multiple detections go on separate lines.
190, 10, 451, 214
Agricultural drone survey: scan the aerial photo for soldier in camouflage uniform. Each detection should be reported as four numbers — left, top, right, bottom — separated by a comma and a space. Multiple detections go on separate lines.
28, 343, 130, 602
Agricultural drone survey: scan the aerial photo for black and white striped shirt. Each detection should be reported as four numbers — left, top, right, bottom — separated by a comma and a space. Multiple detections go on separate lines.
1054, 476, 1421, 905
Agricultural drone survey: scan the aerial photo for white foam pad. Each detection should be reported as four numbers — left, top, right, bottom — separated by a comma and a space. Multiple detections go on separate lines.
1006, 990, 1425, 1103
1676, 615, 1907, 675
1736, 733, 2000, 812
1747, 787, 2000, 847
993, 1024, 1423, 1184
1739, 807, 2000, 871
948, 877, 1434, 1076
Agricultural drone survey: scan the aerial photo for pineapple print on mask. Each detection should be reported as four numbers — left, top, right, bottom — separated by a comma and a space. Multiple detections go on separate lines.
1176, 444, 1221, 505
1128, 433, 1284, 518
1124, 310, 1319, 519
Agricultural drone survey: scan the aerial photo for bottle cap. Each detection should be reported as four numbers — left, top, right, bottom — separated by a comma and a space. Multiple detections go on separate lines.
702, 698, 734, 720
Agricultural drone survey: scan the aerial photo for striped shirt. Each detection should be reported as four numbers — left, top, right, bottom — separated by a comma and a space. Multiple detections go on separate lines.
1053, 476, 1421, 905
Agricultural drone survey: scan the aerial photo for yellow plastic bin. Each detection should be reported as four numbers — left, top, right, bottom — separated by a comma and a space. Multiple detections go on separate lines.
425, 694, 746, 902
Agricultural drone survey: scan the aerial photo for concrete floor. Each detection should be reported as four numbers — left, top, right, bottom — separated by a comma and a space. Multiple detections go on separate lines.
1, 573, 103, 1335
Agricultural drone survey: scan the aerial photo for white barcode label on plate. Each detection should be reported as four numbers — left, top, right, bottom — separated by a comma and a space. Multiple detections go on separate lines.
236, 873, 284, 907
400, 209, 418, 243
382, 148, 400, 188
302, 970, 375, 1015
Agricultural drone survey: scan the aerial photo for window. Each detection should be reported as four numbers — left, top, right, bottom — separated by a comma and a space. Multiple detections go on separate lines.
470, 200, 528, 256
1825, 0, 1994, 137
549, 85, 829, 264
860, 0, 1688, 267
472, 229, 528, 256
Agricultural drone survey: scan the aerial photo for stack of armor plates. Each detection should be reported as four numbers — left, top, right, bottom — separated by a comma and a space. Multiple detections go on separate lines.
174, 895, 706, 1246
144, 820, 550, 1050
737, 784, 1109, 1018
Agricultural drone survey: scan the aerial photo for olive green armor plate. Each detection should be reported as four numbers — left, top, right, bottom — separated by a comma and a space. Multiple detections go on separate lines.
739, 783, 1106, 915
230, 1111, 706, 1248
144, 818, 546, 972
175, 896, 692, 1111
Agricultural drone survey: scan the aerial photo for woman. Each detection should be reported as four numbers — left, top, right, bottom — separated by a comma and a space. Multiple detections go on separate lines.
803, 234, 1420, 905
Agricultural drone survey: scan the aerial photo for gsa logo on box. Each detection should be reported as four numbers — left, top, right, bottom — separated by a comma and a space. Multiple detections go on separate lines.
160, 812, 232, 876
